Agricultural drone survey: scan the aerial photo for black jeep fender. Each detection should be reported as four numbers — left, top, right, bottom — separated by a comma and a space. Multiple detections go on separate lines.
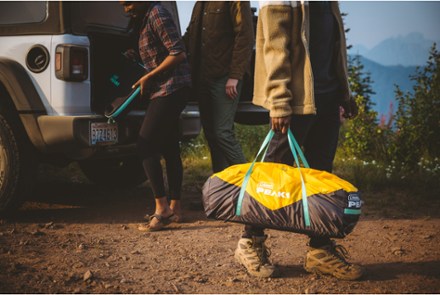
0, 58, 47, 151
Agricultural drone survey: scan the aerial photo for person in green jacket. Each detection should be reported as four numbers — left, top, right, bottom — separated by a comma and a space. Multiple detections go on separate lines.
234, 1, 363, 280
183, 1, 254, 173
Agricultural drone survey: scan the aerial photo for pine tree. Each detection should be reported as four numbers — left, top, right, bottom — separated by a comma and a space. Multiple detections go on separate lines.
393, 43, 440, 168
340, 55, 382, 161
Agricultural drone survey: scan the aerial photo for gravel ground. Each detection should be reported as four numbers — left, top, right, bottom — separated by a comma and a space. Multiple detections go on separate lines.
0, 178, 439, 294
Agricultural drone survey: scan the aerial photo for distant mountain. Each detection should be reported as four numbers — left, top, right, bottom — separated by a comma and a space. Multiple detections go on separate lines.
353, 55, 417, 117
350, 44, 369, 56
349, 32, 436, 67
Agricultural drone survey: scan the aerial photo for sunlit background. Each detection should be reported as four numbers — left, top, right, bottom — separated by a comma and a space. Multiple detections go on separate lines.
176, 1, 440, 116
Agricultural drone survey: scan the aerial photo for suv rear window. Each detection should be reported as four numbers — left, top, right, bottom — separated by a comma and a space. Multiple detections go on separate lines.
0, 1, 47, 25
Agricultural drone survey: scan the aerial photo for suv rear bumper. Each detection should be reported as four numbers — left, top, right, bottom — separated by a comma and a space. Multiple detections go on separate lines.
36, 115, 137, 159
235, 102, 269, 125
34, 106, 201, 160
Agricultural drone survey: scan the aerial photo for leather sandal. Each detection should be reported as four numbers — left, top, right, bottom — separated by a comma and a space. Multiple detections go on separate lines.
138, 213, 175, 232
144, 213, 180, 223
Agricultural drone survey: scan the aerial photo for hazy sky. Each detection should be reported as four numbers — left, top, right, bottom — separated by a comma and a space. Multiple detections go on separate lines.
340, 1, 440, 48
177, 1, 440, 49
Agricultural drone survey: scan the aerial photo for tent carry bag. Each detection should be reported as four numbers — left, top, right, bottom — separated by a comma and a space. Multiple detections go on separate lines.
202, 130, 362, 238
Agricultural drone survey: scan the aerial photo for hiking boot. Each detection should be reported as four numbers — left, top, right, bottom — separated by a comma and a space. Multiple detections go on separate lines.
304, 241, 364, 280
234, 236, 276, 278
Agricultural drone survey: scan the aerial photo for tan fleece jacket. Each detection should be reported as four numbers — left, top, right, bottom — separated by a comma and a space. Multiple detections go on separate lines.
253, 1, 352, 118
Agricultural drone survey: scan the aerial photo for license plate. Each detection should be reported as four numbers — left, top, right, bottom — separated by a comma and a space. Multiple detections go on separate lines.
90, 122, 118, 145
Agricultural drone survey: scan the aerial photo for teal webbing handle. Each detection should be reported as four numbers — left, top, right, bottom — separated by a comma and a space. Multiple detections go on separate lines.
287, 129, 311, 227
287, 129, 309, 168
236, 129, 311, 228
235, 130, 274, 216
106, 86, 141, 119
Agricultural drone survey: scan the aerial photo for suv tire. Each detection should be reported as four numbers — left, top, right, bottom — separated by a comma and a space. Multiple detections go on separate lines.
0, 106, 38, 213
79, 156, 146, 188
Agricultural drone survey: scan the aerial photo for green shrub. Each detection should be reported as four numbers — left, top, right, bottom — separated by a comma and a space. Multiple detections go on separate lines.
393, 44, 440, 170
234, 124, 269, 160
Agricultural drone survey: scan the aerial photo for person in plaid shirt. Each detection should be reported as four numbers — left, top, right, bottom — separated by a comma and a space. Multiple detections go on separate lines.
121, 1, 191, 231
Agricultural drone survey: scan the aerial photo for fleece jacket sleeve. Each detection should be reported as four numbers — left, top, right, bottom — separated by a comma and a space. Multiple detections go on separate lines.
260, 4, 293, 118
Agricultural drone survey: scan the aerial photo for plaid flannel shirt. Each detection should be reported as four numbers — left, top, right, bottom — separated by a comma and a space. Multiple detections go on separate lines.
139, 3, 191, 99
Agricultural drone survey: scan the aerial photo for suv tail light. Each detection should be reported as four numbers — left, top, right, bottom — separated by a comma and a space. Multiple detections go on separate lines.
55, 45, 88, 81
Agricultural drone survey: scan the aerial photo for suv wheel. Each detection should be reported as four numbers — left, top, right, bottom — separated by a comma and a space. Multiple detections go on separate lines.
0, 107, 38, 213
79, 156, 146, 188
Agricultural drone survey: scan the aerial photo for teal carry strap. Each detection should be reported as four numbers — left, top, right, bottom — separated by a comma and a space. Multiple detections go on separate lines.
236, 129, 311, 228
287, 129, 311, 227
106, 86, 141, 123
287, 129, 309, 168
235, 130, 274, 216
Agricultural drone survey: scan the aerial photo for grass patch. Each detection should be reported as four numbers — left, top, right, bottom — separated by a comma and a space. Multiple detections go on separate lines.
180, 132, 211, 192
333, 156, 440, 218
234, 124, 270, 161
182, 157, 211, 192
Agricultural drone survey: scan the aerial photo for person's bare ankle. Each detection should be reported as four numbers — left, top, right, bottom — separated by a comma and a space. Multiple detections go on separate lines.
153, 197, 173, 217
170, 200, 182, 222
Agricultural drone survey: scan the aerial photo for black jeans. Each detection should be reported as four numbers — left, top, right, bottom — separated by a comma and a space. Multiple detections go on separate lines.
243, 91, 341, 247
137, 87, 188, 200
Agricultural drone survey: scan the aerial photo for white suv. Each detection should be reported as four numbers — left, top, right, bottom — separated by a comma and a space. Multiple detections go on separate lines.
0, 1, 267, 213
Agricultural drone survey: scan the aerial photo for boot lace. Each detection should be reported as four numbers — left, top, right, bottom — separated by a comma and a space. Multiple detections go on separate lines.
253, 238, 272, 264
329, 242, 351, 266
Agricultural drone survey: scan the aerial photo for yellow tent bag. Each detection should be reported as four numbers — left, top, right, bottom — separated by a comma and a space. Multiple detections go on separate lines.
202, 130, 361, 238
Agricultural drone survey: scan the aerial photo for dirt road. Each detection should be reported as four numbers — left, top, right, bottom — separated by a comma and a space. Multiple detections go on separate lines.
0, 176, 439, 294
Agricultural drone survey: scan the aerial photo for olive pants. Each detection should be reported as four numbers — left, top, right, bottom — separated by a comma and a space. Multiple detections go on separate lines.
197, 75, 246, 173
